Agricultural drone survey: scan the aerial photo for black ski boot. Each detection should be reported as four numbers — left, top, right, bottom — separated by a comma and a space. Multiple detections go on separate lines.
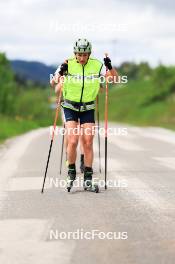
67, 164, 76, 192
83, 167, 99, 193
80, 154, 85, 173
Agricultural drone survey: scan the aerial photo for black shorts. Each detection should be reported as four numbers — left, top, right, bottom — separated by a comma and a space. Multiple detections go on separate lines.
63, 107, 95, 124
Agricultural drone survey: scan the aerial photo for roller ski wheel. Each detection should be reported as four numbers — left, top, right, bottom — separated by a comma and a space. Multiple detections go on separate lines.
83, 167, 99, 193
66, 168, 76, 192
94, 184, 99, 193
67, 186, 71, 192
83, 181, 99, 193
66, 177, 74, 192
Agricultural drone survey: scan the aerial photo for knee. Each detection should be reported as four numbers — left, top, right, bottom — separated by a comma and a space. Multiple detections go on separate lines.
83, 139, 93, 149
68, 137, 78, 148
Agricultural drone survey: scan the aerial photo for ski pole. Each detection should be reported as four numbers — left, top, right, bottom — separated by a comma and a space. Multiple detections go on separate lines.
96, 95, 101, 173
104, 53, 109, 190
41, 84, 63, 193
59, 123, 65, 175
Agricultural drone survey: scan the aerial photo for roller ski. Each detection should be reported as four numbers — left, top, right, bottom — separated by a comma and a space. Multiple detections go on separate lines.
83, 167, 99, 193
67, 165, 76, 192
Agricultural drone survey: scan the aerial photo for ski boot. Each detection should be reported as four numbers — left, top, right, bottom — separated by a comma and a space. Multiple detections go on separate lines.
80, 154, 85, 173
67, 164, 76, 192
83, 167, 99, 193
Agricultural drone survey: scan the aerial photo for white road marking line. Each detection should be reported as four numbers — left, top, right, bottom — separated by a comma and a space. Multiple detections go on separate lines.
131, 127, 175, 145
94, 144, 173, 210
0, 219, 75, 264
108, 172, 174, 210
95, 133, 144, 151
93, 140, 127, 171
109, 136, 144, 151
153, 157, 175, 170
7, 177, 51, 191
94, 157, 125, 172
0, 129, 48, 211
0, 128, 48, 191
125, 177, 173, 210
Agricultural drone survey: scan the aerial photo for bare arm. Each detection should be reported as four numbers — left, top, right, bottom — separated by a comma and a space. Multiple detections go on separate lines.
103, 56, 119, 83
50, 60, 68, 88
105, 67, 118, 83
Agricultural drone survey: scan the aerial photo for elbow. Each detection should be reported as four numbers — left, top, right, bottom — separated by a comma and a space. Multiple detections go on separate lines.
50, 79, 55, 88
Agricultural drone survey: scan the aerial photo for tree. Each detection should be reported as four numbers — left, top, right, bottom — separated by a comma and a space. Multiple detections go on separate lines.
0, 53, 17, 114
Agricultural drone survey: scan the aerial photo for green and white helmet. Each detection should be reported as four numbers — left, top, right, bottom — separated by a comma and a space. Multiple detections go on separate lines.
73, 38, 92, 53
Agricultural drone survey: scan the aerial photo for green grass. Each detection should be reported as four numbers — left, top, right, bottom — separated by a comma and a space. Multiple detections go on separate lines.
0, 115, 39, 143
0, 87, 62, 143
98, 79, 175, 130
0, 112, 61, 144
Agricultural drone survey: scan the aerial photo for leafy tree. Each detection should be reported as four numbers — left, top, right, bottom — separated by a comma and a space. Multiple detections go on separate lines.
118, 61, 152, 80
0, 53, 17, 114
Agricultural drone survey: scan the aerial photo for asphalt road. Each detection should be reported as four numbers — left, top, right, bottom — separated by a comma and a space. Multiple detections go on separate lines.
0, 124, 175, 264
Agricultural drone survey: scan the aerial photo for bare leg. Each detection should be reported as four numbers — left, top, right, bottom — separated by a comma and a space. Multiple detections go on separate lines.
66, 121, 79, 164
81, 123, 95, 167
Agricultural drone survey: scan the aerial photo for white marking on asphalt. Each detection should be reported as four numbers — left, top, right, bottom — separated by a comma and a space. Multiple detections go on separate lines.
94, 137, 174, 210
0, 219, 75, 264
127, 177, 174, 210
94, 157, 124, 171
95, 133, 144, 151
132, 127, 175, 145
0, 128, 76, 263
153, 157, 175, 170
108, 172, 174, 210
0, 128, 48, 192
0, 129, 48, 211
7, 177, 51, 191
109, 136, 144, 151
